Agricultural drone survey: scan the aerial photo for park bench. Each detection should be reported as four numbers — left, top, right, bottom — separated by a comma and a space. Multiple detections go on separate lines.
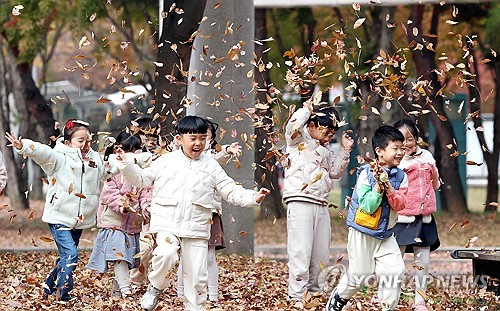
451, 249, 500, 295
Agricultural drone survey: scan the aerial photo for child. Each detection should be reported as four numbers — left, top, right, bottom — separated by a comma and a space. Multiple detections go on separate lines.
177, 119, 242, 302
129, 117, 159, 287
284, 99, 353, 300
131, 116, 160, 153
392, 119, 440, 311
86, 130, 151, 298
0, 150, 7, 194
326, 125, 408, 311
5, 119, 111, 301
115, 115, 270, 311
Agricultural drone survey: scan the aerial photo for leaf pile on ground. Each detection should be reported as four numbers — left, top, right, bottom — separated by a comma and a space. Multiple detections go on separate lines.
0, 251, 498, 310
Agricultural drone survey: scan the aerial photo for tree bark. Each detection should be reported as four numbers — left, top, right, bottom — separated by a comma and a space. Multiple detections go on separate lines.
154, 0, 208, 134
0, 38, 29, 209
254, 8, 284, 220
409, 4, 467, 213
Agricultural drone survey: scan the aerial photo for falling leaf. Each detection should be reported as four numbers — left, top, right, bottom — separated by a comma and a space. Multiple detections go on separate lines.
74, 193, 87, 199
448, 222, 456, 232
106, 110, 112, 124
89, 12, 97, 22
68, 183, 74, 194
239, 231, 247, 237
354, 18, 366, 30
460, 220, 469, 228
40, 236, 54, 243
371, 107, 380, 115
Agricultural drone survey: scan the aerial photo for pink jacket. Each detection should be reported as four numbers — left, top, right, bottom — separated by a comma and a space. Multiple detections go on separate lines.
398, 147, 440, 216
97, 173, 152, 234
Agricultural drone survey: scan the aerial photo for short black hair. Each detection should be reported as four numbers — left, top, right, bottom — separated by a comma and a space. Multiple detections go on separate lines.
306, 105, 341, 131
372, 125, 404, 155
394, 119, 419, 140
104, 130, 142, 160
175, 115, 208, 135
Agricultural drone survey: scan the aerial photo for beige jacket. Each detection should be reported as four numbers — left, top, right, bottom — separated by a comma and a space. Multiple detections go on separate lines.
117, 149, 259, 239
283, 108, 350, 205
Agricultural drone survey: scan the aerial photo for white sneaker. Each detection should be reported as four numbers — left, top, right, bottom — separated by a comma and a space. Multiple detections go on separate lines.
140, 284, 162, 310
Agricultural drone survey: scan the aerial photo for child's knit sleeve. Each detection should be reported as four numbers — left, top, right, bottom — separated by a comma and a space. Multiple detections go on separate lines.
285, 108, 310, 146
387, 173, 408, 212
328, 148, 350, 179
357, 169, 382, 214
0, 151, 6, 193
214, 146, 232, 166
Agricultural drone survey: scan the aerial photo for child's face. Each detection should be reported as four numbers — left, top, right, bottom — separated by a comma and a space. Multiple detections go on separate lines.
140, 134, 158, 152
66, 128, 92, 155
398, 126, 417, 155
176, 133, 207, 159
376, 140, 404, 168
307, 122, 336, 145
204, 129, 214, 151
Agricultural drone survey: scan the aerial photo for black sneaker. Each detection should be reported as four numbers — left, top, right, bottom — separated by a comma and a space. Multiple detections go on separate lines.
325, 289, 349, 311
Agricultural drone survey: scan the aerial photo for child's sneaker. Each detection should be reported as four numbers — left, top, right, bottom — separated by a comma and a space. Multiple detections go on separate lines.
111, 279, 121, 297
413, 301, 428, 311
326, 289, 349, 311
141, 284, 161, 311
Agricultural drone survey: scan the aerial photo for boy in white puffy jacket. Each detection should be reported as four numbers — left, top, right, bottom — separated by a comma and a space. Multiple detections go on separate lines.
115, 116, 269, 311
284, 95, 353, 300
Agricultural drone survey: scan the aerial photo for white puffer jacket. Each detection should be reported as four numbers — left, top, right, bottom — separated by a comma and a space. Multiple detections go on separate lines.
283, 108, 350, 205
16, 139, 110, 229
0, 151, 7, 193
118, 149, 259, 239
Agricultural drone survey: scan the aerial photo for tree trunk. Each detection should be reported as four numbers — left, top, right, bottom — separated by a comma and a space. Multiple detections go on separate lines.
15, 62, 59, 143
186, 0, 256, 255
154, 0, 208, 135
254, 8, 284, 220
484, 61, 500, 212
0, 38, 29, 209
409, 4, 467, 213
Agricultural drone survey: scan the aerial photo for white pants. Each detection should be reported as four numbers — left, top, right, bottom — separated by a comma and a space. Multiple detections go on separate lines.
148, 231, 208, 311
287, 201, 331, 299
178, 246, 218, 301
336, 228, 405, 311
130, 223, 154, 285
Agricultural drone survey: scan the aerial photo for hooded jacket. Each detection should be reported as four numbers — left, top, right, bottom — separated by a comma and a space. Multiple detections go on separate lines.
283, 108, 350, 205
16, 139, 110, 229
117, 149, 259, 239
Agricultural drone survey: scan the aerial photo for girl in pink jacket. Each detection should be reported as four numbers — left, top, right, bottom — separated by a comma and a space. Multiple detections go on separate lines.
391, 119, 440, 311
87, 131, 151, 298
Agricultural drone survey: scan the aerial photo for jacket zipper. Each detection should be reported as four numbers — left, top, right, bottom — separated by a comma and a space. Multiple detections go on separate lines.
75, 157, 84, 228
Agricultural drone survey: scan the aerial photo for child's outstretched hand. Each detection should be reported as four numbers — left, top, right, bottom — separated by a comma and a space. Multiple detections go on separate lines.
255, 188, 270, 203
341, 132, 354, 152
226, 142, 242, 157
5, 132, 23, 149
114, 146, 127, 162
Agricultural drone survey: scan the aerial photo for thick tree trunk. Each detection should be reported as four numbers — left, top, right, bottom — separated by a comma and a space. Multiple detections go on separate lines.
16, 62, 59, 143
468, 47, 498, 212
0, 39, 29, 209
154, 0, 208, 135
255, 8, 284, 220
409, 5, 467, 213
484, 62, 500, 212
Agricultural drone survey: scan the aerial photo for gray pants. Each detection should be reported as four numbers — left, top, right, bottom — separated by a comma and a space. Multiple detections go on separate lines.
287, 201, 331, 299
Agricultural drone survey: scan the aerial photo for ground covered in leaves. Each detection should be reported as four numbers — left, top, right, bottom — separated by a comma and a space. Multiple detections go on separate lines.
0, 251, 499, 311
